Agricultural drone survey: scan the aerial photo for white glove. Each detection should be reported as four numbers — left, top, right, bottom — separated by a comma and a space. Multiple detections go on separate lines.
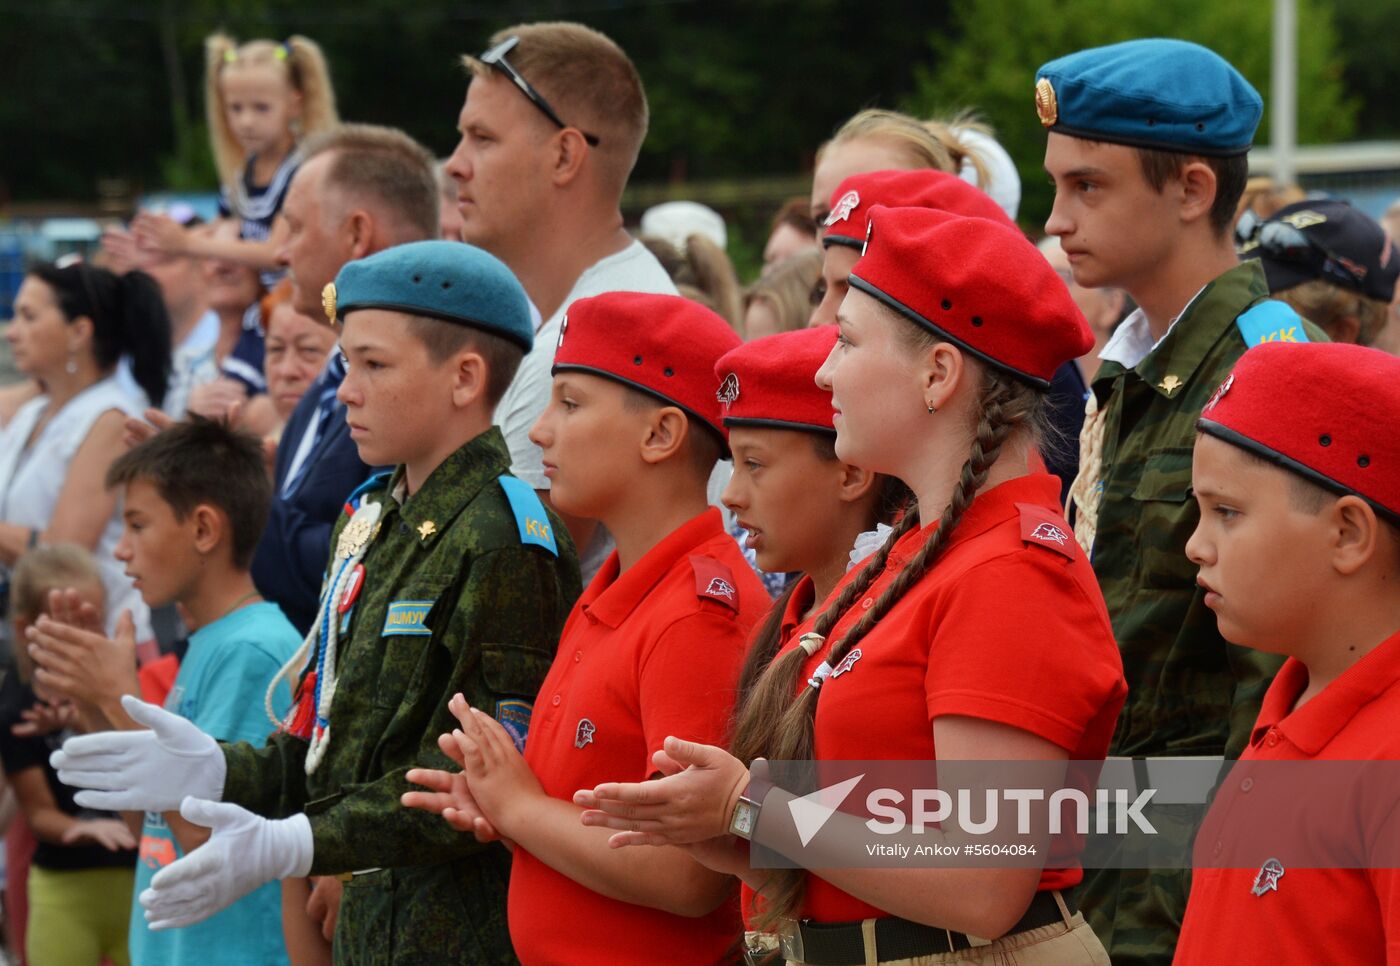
51, 694, 226, 812
141, 798, 313, 929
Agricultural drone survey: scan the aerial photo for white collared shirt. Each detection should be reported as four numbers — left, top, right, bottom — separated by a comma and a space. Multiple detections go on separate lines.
1097, 286, 1209, 371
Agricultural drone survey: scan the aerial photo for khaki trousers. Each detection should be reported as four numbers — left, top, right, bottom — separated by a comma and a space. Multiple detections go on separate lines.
754, 891, 1111, 966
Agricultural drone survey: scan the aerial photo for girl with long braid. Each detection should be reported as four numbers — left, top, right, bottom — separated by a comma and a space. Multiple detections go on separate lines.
574, 207, 1126, 965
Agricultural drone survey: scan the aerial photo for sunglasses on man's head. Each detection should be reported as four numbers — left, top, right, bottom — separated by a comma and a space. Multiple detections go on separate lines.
1256, 220, 1369, 292
479, 36, 601, 147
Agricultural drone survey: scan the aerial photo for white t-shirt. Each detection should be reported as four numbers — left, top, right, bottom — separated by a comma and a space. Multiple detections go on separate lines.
496, 240, 677, 486
0, 377, 151, 641
494, 241, 679, 580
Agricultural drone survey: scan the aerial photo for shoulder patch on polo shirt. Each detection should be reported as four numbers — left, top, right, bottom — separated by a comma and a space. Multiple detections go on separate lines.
689, 555, 740, 612
1016, 503, 1076, 560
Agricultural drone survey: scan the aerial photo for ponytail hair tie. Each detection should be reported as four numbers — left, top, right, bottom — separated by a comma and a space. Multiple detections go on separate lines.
223, 48, 238, 64
807, 661, 834, 690
797, 633, 825, 657
276, 40, 293, 60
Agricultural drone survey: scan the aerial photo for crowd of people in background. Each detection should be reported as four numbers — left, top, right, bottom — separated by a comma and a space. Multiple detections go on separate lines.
0, 19, 1397, 966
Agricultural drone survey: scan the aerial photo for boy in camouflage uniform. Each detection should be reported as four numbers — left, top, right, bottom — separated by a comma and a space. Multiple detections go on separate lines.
1038, 39, 1327, 965
54, 241, 581, 964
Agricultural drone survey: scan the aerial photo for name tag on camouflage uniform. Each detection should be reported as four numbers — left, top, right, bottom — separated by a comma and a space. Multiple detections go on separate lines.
382, 600, 434, 636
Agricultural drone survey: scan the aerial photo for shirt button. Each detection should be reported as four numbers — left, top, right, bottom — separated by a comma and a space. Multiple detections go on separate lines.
1240, 778, 1254, 793
551, 695, 561, 707
574, 651, 582, 663
1212, 841, 1222, 856
1266, 731, 1280, 747
861, 597, 874, 609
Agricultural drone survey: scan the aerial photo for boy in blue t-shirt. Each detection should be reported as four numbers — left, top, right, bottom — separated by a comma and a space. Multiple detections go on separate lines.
43, 417, 300, 964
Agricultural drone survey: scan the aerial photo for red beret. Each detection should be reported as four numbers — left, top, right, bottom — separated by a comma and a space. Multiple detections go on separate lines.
849, 207, 1093, 388
714, 325, 838, 434
1198, 342, 1400, 523
823, 169, 1015, 249
552, 292, 741, 440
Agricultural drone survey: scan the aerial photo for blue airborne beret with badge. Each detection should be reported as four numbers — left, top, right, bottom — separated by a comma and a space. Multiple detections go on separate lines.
324, 239, 534, 351
1035, 38, 1262, 156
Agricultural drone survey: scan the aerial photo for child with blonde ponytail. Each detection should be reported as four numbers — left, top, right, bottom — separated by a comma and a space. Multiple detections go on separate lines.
575, 207, 1126, 965
134, 33, 338, 279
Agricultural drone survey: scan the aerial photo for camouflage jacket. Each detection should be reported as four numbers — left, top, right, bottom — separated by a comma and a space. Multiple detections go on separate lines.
221, 427, 581, 872
1089, 260, 1327, 759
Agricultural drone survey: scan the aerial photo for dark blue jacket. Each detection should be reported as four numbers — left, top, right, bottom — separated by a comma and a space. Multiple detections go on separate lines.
251, 368, 372, 635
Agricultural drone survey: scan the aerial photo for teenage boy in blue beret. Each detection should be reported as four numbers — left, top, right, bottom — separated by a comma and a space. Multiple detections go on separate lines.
54, 240, 582, 964
1037, 37, 1328, 965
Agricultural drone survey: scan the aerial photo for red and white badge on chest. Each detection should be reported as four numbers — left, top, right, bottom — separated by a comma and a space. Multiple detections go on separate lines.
339, 564, 366, 613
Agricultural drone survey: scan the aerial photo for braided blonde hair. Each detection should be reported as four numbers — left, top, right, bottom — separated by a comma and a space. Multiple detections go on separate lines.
730, 318, 1044, 930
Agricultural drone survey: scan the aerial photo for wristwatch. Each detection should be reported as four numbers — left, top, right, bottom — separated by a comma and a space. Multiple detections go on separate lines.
728, 773, 774, 840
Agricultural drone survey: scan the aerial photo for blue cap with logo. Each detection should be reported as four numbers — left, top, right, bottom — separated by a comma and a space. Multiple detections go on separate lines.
324, 240, 534, 351
1035, 38, 1262, 157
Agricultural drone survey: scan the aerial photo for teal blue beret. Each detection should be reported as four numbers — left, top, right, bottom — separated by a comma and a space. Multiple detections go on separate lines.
328, 240, 534, 351
1035, 39, 1262, 157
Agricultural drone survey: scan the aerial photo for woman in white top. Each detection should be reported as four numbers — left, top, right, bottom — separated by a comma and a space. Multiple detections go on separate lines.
0, 262, 172, 638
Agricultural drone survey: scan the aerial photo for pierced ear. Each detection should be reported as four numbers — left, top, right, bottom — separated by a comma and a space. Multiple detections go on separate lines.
450, 350, 487, 409
639, 406, 689, 465
68, 315, 95, 353
1177, 161, 1219, 227
922, 342, 966, 413
191, 504, 224, 556
1332, 495, 1379, 575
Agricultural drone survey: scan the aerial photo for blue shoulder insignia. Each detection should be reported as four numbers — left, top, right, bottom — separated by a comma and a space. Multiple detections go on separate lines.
1236, 300, 1310, 348
498, 475, 559, 557
343, 471, 391, 515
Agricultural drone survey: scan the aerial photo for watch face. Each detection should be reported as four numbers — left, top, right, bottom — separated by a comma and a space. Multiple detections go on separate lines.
731, 800, 756, 838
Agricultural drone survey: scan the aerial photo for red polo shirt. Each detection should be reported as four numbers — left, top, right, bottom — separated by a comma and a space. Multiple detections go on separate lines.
1174, 629, 1400, 965
510, 507, 767, 965
774, 473, 1126, 922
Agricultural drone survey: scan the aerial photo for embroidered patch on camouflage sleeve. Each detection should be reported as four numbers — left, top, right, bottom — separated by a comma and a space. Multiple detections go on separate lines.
495, 699, 533, 753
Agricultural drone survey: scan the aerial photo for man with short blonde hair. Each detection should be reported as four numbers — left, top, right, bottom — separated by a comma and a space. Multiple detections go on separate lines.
448, 21, 678, 580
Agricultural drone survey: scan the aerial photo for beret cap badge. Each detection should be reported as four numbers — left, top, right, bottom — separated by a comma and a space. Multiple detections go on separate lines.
322, 282, 337, 325
1035, 78, 1059, 127
824, 190, 861, 227
716, 372, 740, 406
